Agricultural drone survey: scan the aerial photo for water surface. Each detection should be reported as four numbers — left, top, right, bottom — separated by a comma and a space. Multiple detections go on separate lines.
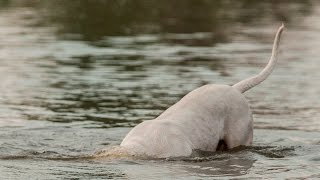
0, 0, 319, 179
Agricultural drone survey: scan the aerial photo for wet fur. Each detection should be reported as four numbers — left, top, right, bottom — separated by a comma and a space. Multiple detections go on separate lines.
120, 85, 253, 158
99, 25, 284, 158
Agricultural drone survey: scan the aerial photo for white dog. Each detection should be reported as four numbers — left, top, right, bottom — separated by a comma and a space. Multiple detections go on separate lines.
111, 25, 284, 158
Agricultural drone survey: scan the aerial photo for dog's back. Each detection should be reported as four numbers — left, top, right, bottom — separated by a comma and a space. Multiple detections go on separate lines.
115, 25, 284, 158
120, 85, 253, 158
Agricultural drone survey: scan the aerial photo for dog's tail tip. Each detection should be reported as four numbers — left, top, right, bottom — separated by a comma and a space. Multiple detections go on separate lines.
279, 23, 285, 33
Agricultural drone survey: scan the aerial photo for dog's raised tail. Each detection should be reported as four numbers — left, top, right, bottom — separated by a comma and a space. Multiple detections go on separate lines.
233, 24, 284, 93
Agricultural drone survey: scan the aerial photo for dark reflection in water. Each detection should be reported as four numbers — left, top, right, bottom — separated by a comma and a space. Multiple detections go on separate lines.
181, 157, 255, 177
31, 0, 313, 43
0, 0, 9, 8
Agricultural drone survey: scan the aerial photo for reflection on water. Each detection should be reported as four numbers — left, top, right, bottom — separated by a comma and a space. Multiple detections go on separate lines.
180, 157, 255, 177
40, 0, 312, 38
0, 0, 319, 179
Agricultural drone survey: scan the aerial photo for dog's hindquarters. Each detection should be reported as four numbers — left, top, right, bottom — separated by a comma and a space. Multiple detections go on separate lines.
222, 88, 253, 148
120, 85, 254, 158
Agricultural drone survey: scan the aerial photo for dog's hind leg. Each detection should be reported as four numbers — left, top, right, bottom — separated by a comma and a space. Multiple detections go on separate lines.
224, 111, 253, 149
221, 90, 254, 149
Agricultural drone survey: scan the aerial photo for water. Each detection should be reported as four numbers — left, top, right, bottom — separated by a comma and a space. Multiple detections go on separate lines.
0, 0, 319, 179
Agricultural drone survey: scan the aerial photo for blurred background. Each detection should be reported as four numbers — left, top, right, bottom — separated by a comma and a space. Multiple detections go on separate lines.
0, 0, 319, 179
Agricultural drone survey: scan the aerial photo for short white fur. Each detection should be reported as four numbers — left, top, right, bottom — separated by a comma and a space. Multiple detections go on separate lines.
118, 25, 284, 158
